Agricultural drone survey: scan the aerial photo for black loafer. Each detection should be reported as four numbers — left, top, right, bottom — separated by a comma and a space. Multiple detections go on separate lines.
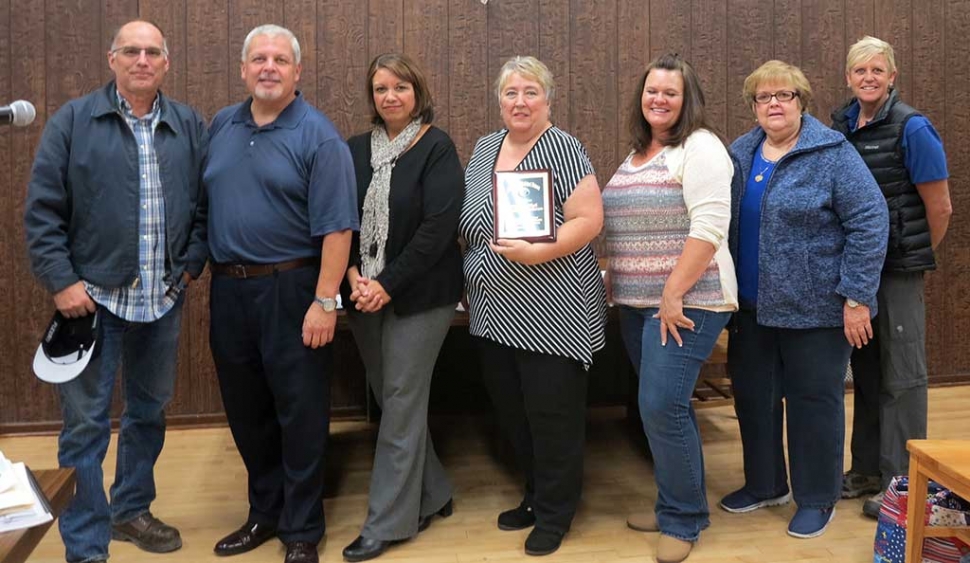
524, 528, 564, 556
213, 521, 277, 556
418, 498, 454, 533
342, 535, 392, 562
497, 502, 535, 531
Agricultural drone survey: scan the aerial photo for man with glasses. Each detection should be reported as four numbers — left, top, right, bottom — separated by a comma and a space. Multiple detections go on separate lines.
24, 19, 208, 563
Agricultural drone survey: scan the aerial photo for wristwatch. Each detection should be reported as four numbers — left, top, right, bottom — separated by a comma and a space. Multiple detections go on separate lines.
846, 298, 861, 308
314, 296, 338, 312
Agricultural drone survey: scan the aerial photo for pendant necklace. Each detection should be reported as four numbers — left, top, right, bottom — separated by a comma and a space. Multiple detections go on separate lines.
754, 164, 771, 182
754, 161, 772, 183
755, 148, 777, 182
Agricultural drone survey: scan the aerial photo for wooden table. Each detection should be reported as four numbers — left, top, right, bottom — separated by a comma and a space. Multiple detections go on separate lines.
905, 440, 970, 563
0, 468, 75, 563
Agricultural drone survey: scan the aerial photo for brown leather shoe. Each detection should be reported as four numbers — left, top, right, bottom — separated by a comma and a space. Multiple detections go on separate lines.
214, 521, 277, 556
626, 511, 659, 532
285, 541, 319, 563
657, 534, 693, 563
111, 512, 182, 553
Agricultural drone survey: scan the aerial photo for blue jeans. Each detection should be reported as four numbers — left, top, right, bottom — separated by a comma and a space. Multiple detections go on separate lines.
728, 309, 849, 508
57, 298, 183, 563
619, 306, 731, 541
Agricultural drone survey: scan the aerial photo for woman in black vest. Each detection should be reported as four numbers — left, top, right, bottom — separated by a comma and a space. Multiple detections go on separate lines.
831, 35, 952, 519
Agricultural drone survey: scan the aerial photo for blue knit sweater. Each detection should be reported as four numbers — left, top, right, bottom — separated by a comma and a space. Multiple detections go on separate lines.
729, 114, 889, 329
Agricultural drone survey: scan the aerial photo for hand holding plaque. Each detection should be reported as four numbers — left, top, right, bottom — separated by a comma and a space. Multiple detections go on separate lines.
492, 169, 555, 243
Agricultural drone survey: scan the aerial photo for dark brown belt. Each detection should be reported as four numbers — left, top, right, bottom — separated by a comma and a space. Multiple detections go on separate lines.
210, 257, 319, 279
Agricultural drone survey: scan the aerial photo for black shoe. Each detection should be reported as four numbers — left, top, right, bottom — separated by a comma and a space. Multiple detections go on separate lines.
342, 535, 392, 562
418, 498, 454, 533
524, 528, 564, 556
213, 521, 277, 556
497, 502, 535, 531
285, 541, 319, 563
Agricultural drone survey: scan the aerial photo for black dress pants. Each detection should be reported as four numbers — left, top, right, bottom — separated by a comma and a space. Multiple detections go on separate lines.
210, 266, 331, 544
476, 337, 588, 535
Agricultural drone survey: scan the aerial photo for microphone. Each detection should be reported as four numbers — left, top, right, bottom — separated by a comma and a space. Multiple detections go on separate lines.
0, 100, 37, 127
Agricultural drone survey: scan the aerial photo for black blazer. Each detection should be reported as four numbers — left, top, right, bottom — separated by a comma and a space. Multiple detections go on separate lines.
341, 126, 465, 316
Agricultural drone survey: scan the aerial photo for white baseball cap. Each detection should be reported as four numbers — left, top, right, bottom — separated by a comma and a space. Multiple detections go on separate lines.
32, 310, 99, 384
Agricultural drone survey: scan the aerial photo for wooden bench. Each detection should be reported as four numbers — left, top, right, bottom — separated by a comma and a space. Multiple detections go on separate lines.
692, 330, 733, 406
905, 440, 970, 563
341, 306, 734, 420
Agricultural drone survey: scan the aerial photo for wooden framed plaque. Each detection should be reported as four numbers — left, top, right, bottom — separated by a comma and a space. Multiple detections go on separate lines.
492, 169, 556, 243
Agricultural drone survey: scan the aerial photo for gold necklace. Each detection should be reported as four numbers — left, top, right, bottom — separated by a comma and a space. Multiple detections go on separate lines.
754, 162, 771, 183
754, 149, 777, 183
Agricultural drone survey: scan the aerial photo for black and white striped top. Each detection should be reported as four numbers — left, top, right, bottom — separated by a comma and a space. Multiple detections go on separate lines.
459, 127, 607, 367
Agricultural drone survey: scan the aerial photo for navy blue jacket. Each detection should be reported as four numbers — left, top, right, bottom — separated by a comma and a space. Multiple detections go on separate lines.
729, 114, 888, 329
25, 81, 209, 294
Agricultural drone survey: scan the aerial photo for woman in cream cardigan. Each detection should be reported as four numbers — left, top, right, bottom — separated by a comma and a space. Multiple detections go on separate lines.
602, 53, 736, 563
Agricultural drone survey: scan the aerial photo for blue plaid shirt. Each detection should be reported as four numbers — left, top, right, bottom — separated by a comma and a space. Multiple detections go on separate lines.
85, 93, 180, 322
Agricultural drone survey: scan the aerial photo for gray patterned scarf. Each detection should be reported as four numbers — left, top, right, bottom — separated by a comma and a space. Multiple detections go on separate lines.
359, 119, 422, 278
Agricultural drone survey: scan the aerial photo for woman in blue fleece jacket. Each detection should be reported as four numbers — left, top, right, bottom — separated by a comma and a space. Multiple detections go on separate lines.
719, 60, 888, 539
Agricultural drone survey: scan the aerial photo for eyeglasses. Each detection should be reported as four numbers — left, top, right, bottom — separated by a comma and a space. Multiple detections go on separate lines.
753, 90, 799, 104
111, 46, 167, 60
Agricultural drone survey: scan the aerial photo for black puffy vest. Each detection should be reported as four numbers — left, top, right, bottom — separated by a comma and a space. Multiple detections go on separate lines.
831, 90, 935, 272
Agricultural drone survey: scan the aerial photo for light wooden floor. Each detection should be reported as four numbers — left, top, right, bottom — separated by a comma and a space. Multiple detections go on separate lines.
2, 386, 969, 563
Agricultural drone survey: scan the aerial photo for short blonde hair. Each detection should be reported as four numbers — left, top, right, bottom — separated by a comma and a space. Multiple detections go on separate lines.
494, 56, 555, 103
742, 60, 813, 114
846, 36, 896, 75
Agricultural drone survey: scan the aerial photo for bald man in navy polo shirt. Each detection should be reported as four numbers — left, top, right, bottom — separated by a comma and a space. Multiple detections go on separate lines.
203, 24, 358, 563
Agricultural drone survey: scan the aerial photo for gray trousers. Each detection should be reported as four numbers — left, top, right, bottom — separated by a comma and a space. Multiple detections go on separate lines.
347, 302, 455, 540
849, 271, 928, 489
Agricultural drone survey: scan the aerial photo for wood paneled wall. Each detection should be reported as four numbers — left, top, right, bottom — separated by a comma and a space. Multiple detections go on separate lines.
1, 0, 967, 432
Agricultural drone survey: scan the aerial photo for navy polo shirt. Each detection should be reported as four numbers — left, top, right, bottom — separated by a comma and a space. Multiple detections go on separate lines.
205, 93, 359, 264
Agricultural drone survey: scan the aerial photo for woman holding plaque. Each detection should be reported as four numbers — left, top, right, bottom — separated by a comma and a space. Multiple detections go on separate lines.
720, 60, 887, 539
458, 55, 606, 557
340, 53, 463, 563
602, 53, 736, 563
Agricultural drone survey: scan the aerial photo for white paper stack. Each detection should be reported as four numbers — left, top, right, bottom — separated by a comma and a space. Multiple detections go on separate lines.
0, 452, 52, 533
